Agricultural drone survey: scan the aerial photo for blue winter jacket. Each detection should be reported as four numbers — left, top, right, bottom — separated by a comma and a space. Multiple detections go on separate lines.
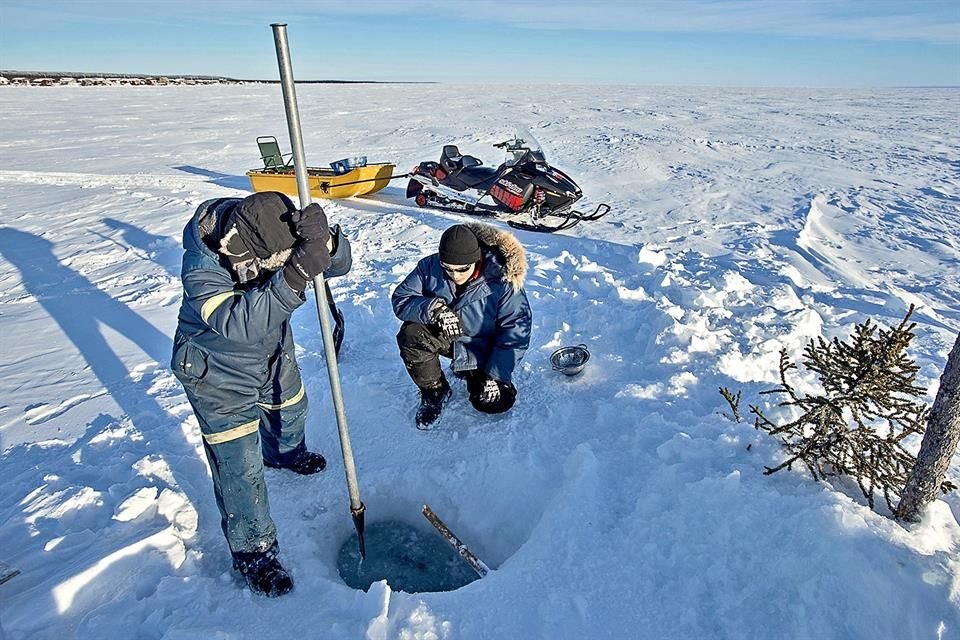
172, 198, 351, 380
391, 223, 532, 383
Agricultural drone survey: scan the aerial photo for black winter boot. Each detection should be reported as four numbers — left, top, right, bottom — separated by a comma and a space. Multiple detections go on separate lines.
415, 377, 452, 429
232, 540, 294, 597
264, 446, 327, 475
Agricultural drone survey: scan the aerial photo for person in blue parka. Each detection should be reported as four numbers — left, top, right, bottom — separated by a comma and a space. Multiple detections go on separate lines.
171, 191, 351, 597
392, 223, 532, 428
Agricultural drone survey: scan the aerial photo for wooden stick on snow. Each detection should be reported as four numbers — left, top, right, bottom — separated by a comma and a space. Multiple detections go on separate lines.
422, 504, 490, 578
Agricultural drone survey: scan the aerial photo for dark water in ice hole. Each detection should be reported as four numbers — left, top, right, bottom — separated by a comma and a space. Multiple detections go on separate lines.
337, 520, 481, 593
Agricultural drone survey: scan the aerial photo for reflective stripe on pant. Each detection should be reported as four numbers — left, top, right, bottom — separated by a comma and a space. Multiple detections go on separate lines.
183, 392, 277, 554
257, 345, 308, 466
257, 380, 308, 467
173, 342, 308, 554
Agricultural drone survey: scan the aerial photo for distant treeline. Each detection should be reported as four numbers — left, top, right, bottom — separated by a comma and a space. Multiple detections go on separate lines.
1, 70, 426, 84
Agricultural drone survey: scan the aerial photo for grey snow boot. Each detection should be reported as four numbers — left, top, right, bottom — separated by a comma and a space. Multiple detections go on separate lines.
232, 540, 294, 597
264, 445, 327, 475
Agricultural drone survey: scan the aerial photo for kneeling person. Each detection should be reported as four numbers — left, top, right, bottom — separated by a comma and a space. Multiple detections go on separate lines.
391, 224, 532, 428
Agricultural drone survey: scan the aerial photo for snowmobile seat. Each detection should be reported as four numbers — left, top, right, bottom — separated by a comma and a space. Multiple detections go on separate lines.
440, 145, 483, 175
442, 164, 499, 192
257, 136, 293, 172
440, 145, 463, 174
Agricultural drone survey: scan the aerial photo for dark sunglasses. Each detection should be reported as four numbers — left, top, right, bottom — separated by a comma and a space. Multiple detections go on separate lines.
441, 263, 474, 274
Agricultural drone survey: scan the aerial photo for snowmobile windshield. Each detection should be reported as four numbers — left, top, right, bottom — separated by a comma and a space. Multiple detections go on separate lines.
504, 128, 547, 166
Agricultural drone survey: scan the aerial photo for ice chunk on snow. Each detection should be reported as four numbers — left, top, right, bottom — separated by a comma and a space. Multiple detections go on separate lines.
113, 486, 159, 522
638, 244, 668, 267
617, 382, 664, 399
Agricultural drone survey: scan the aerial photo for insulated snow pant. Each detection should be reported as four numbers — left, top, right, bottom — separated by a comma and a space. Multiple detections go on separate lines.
397, 321, 454, 389
397, 321, 517, 413
172, 338, 308, 554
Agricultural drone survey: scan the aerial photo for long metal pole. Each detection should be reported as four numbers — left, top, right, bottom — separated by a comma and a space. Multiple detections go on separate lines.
271, 23, 366, 558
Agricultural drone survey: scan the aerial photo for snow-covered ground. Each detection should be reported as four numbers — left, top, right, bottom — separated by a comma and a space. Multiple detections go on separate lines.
0, 84, 958, 639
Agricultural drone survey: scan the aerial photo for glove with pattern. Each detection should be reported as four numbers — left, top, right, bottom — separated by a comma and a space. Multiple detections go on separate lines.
479, 377, 501, 404
431, 301, 463, 339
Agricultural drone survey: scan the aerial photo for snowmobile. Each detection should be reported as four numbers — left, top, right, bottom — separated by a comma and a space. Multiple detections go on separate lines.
405, 129, 609, 233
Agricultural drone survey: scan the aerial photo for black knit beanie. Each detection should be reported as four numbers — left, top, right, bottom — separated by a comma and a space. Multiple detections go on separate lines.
438, 225, 481, 265
220, 192, 298, 262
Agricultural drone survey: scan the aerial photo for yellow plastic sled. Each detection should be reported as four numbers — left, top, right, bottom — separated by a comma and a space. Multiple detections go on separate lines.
248, 135, 395, 199
247, 163, 396, 199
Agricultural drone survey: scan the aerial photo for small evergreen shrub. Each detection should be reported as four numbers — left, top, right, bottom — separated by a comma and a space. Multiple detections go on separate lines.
748, 306, 945, 511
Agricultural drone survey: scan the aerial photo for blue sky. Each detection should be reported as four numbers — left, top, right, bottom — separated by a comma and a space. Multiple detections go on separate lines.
1, 0, 958, 86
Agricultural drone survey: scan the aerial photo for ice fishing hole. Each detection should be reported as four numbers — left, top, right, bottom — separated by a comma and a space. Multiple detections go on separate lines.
337, 519, 482, 593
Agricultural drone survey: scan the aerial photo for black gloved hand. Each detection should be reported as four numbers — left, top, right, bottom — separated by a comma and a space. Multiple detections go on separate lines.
283, 237, 331, 293
291, 203, 330, 241
431, 301, 463, 339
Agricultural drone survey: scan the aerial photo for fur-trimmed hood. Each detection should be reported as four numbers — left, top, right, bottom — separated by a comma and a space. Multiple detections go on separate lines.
466, 222, 527, 291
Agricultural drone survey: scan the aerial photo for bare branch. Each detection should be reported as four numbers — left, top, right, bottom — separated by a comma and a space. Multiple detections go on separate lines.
719, 386, 743, 423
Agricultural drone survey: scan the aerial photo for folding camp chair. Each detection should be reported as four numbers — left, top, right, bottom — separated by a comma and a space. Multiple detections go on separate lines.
257, 135, 293, 172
